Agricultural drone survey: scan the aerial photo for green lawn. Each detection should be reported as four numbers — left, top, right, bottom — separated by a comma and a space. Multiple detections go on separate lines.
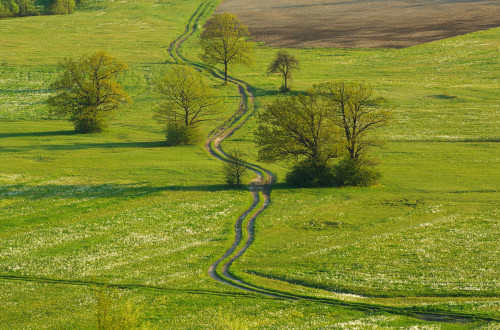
1, 0, 499, 327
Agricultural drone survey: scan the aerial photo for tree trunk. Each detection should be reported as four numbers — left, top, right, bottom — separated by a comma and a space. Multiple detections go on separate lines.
224, 61, 228, 84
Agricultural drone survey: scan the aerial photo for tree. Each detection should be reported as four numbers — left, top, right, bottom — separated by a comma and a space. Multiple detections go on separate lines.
49, 0, 75, 15
255, 82, 391, 187
154, 65, 221, 145
316, 81, 391, 161
267, 50, 300, 92
255, 92, 341, 185
223, 149, 248, 187
48, 51, 130, 133
15, 0, 37, 16
0, 0, 19, 18
200, 12, 254, 84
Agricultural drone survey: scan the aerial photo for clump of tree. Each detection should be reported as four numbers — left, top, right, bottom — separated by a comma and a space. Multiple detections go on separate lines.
200, 12, 254, 84
0, 0, 37, 17
48, 51, 130, 133
0, 0, 81, 18
255, 91, 340, 187
223, 149, 248, 187
49, 0, 75, 15
154, 65, 222, 146
255, 81, 391, 187
267, 50, 300, 92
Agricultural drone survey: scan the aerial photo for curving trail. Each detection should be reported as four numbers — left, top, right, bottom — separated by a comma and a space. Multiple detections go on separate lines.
168, 0, 500, 325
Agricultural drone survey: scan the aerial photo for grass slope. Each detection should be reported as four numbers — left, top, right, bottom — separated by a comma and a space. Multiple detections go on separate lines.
0, 0, 499, 327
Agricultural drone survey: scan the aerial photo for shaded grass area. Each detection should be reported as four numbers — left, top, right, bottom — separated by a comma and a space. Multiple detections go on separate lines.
1, 280, 453, 329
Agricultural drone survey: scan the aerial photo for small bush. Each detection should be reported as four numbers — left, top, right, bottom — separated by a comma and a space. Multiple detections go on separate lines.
332, 157, 381, 187
50, 0, 75, 14
73, 114, 107, 133
165, 122, 200, 146
279, 85, 290, 93
285, 161, 336, 187
223, 149, 248, 187
95, 285, 147, 330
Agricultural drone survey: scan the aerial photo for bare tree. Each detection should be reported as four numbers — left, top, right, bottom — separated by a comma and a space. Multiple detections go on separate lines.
316, 81, 392, 161
267, 50, 300, 92
223, 149, 248, 187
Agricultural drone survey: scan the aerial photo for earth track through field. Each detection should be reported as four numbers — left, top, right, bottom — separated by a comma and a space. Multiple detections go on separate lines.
169, 0, 499, 324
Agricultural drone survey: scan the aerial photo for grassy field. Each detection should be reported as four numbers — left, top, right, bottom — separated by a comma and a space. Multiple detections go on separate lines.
1, 0, 499, 328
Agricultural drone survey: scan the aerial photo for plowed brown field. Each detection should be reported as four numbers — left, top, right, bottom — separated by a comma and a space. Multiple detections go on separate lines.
216, 0, 500, 48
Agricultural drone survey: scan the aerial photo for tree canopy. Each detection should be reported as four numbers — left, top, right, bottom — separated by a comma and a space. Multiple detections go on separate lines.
267, 50, 300, 92
200, 12, 254, 84
255, 92, 340, 168
48, 51, 130, 133
255, 81, 391, 187
316, 81, 392, 161
0, 0, 78, 18
154, 65, 222, 145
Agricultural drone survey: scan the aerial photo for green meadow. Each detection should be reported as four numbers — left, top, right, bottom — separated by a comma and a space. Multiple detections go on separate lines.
1, 0, 499, 328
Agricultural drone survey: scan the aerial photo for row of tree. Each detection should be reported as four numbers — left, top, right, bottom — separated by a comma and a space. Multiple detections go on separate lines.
0, 0, 80, 18
47, 12, 391, 187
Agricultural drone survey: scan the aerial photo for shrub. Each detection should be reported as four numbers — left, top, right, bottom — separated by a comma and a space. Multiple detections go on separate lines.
95, 285, 147, 330
285, 160, 336, 187
73, 114, 107, 133
223, 149, 248, 187
165, 122, 200, 146
50, 0, 75, 15
332, 157, 381, 187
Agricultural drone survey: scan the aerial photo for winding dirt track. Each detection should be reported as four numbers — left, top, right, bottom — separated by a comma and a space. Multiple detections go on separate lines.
169, 0, 500, 324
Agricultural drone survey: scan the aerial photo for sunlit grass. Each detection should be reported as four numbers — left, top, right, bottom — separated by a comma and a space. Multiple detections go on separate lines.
1, 0, 499, 327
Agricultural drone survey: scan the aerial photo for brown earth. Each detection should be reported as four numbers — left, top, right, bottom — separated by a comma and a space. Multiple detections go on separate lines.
215, 0, 500, 48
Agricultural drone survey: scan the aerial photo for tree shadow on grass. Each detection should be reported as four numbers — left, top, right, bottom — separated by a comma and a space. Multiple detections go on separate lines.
0, 180, 338, 202
253, 87, 308, 98
0, 183, 237, 200
0, 141, 169, 151
0, 130, 77, 139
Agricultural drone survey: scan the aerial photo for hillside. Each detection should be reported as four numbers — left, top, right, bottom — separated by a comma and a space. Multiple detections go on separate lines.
0, 0, 499, 327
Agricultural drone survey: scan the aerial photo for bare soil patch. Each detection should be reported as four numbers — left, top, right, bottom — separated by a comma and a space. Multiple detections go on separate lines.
216, 0, 500, 48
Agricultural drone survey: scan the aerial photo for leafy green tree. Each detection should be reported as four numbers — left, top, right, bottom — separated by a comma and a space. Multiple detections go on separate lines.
316, 81, 391, 161
223, 149, 248, 187
0, 0, 19, 18
200, 12, 254, 84
267, 50, 300, 92
48, 51, 130, 133
256, 82, 390, 187
15, 0, 37, 16
154, 65, 221, 145
255, 92, 340, 168
49, 0, 75, 15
